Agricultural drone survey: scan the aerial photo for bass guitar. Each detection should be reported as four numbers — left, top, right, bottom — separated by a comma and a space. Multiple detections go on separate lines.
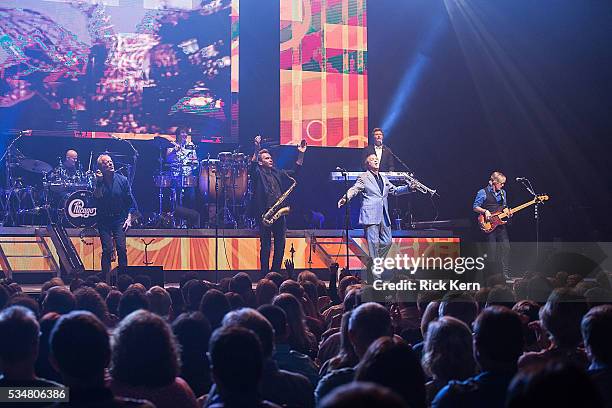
478, 195, 549, 233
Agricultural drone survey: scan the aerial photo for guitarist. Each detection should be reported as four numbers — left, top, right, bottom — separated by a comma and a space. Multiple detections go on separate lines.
473, 171, 511, 279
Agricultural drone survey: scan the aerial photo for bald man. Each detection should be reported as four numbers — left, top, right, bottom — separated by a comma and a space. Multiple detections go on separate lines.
93, 154, 137, 279
51, 149, 82, 182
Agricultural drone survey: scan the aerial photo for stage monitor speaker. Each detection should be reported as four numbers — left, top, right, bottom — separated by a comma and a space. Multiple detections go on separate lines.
122, 266, 165, 287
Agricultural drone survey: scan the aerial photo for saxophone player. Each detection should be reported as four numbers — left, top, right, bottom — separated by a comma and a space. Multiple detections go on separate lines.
249, 135, 307, 275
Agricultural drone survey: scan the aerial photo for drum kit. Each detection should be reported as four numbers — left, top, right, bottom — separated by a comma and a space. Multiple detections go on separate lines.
0, 141, 125, 229
151, 136, 251, 228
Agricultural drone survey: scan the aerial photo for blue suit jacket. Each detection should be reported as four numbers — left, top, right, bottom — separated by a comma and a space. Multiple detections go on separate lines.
345, 171, 411, 225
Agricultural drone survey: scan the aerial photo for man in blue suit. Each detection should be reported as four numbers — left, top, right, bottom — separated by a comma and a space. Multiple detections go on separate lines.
338, 154, 412, 267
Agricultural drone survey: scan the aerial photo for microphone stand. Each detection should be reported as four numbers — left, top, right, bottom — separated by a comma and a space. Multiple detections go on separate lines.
215, 163, 219, 283
1, 132, 25, 188
518, 177, 540, 258
341, 169, 350, 272
113, 137, 140, 211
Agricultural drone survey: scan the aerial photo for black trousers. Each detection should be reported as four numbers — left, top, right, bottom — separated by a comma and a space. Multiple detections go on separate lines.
258, 216, 286, 275
98, 216, 128, 278
487, 225, 510, 277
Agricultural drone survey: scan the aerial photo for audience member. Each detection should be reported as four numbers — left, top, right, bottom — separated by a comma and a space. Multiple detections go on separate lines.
147, 286, 172, 319
35, 312, 62, 383
7, 294, 40, 318
106, 290, 122, 317
273, 293, 318, 358
422, 316, 475, 403
205, 326, 281, 407
319, 382, 408, 408
199, 289, 231, 330
438, 292, 479, 328
110, 310, 198, 408
432, 306, 524, 408
315, 302, 392, 403
519, 288, 589, 370
256, 279, 279, 307
506, 362, 603, 408
118, 288, 150, 320
582, 305, 612, 408
42, 286, 76, 315
258, 304, 319, 385
355, 336, 426, 408
172, 311, 212, 398
74, 286, 109, 324
0, 306, 61, 389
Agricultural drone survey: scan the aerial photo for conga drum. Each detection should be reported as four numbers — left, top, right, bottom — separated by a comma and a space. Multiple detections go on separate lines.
199, 159, 220, 202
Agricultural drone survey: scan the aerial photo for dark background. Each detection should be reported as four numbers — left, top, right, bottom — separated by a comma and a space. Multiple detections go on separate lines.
2, 0, 611, 242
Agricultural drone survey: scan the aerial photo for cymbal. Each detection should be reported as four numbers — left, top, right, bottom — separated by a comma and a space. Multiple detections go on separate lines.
18, 159, 53, 174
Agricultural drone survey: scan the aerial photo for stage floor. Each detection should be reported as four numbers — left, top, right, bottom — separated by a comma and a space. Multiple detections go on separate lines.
1, 227, 459, 283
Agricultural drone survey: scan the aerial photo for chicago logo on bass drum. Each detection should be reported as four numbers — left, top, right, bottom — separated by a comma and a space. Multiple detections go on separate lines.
68, 199, 97, 218
63, 190, 97, 228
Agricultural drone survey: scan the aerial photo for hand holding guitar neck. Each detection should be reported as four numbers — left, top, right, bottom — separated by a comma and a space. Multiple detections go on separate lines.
478, 195, 549, 233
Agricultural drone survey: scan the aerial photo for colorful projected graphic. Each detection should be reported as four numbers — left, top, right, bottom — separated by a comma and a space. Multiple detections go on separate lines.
280, 0, 368, 148
0, 0, 238, 142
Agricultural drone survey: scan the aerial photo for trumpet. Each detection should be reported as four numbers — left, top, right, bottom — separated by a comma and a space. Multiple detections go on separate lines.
400, 172, 437, 196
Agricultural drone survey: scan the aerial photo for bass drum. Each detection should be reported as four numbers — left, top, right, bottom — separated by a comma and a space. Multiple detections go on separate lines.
63, 190, 97, 228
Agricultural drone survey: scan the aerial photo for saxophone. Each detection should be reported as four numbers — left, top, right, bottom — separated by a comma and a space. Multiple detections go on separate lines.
262, 175, 297, 227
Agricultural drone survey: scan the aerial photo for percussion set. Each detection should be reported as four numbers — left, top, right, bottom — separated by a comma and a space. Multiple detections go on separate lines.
151, 136, 251, 228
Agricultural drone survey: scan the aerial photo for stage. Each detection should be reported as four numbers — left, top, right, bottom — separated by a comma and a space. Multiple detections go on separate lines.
0, 226, 459, 285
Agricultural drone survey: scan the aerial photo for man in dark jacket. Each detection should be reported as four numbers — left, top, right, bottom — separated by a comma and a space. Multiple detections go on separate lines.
249, 135, 306, 275
94, 154, 137, 279
362, 128, 395, 172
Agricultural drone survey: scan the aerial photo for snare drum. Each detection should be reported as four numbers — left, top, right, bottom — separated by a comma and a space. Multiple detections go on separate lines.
63, 190, 97, 228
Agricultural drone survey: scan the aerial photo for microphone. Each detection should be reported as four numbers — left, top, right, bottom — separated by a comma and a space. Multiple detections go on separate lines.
516, 177, 527, 182
336, 166, 347, 172
111, 135, 123, 141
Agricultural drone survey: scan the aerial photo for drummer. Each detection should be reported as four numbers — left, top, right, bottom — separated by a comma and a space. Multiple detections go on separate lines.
166, 127, 200, 227
51, 149, 83, 181
166, 127, 198, 175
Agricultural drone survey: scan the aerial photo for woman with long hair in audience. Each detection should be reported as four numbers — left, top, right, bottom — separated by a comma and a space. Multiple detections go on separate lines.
273, 293, 318, 358
421, 316, 476, 403
110, 310, 198, 408
355, 336, 427, 408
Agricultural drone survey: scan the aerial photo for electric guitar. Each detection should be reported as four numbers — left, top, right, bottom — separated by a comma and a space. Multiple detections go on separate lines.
478, 195, 549, 233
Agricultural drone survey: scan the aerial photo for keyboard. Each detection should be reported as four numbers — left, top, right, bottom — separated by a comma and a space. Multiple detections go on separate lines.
330, 171, 408, 182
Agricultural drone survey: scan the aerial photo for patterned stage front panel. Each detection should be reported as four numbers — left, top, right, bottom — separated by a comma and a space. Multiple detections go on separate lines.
0, 235, 459, 272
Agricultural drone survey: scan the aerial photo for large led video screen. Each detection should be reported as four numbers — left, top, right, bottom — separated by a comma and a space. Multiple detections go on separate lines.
280, 0, 368, 148
0, 0, 238, 142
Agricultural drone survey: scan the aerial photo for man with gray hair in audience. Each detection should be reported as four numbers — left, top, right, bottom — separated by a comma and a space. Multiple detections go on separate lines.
315, 302, 393, 403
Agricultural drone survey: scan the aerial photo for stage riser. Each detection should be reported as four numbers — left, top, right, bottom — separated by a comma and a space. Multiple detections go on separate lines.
0, 228, 458, 276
